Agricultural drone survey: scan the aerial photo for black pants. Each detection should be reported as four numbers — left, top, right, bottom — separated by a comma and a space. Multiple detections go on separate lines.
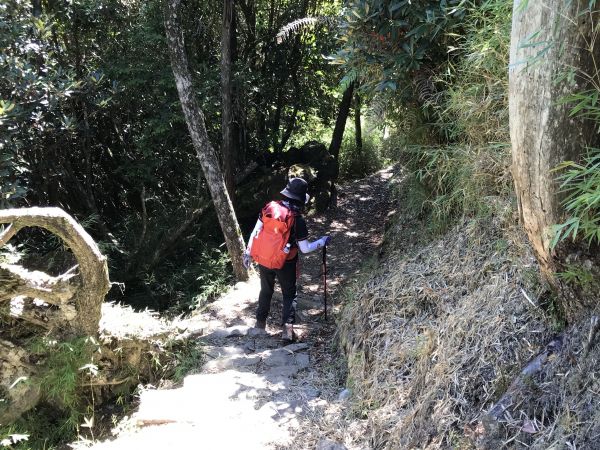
257, 258, 298, 325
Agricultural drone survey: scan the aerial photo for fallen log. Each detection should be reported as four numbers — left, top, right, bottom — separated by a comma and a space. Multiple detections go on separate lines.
0, 207, 110, 424
0, 207, 110, 335
0, 264, 78, 306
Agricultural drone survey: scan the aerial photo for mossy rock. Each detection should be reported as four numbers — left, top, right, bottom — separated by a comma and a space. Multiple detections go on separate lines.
288, 164, 317, 182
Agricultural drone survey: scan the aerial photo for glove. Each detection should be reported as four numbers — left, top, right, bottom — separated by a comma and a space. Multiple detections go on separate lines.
243, 252, 251, 269
320, 236, 331, 247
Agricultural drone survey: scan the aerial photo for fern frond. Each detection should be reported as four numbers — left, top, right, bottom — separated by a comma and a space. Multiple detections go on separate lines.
414, 70, 439, 106
276, 16, 338, 44
340, 69, 358, 91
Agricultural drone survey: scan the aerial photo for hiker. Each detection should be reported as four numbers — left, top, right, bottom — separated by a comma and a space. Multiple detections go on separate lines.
243, 177, 330, 341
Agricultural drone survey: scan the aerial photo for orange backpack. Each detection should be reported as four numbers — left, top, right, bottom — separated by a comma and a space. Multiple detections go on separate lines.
249, 201, 297, 269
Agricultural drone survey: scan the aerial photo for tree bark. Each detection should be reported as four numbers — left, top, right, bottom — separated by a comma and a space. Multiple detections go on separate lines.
0, 207, 110, 335
164, 0, 248, 281
32, 0, 41, 17
329, 82, 355, 162
0, 340, 41, 425
354, 91, 362, 153
221, 0, 236, 198
509, 1, 600, 289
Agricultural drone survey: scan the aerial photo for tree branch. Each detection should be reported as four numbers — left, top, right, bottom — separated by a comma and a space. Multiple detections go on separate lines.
0, 223, 21, 247
0, 263, 79, 305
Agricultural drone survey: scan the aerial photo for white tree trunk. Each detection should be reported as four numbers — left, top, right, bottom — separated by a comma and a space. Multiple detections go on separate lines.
164, 0, 248, 281
509, 0, 600, 279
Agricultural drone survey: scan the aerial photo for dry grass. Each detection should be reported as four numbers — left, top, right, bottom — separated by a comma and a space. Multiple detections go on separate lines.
336, 211, 554, 449
286, 193, 570, 449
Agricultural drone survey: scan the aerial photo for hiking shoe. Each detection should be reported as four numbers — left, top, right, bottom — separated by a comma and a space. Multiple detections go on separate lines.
255, 319, 266, 330
281, 324, 295, 342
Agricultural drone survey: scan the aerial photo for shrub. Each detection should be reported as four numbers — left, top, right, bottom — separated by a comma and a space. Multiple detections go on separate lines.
190, 247, 233, 311
551, 148, 600, 248
402, 143, 511, 230
338, 130, 384, 179
381, 0, 513, 229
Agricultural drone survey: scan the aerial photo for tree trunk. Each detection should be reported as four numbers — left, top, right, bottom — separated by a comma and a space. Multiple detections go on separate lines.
329, 82, 355, 162
509, 0, 600, 299
164, 0, 248, 281
221, 0, 236, 198
354, 91, 362, 153
32, 0, 41, 17
0, 207, 110, 335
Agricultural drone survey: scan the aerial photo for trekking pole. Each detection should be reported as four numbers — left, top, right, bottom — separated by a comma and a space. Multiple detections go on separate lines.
322, 245, 327, 320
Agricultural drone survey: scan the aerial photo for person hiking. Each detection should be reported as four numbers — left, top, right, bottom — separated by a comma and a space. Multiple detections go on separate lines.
243, 177, 330, 342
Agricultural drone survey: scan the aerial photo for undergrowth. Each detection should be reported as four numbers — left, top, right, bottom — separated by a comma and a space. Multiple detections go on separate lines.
338, 129, 385, 179
551, 148, 600, 248
190, 247, 232, 311
1, 337, 100, 449
381, 0, 513, 230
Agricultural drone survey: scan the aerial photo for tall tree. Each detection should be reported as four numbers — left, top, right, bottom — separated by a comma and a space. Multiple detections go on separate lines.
354, 91, 362, 153
329, 82, 355, 161
221, 0, 236, 197
164, 0, 248, 281
509, 0, 600, 317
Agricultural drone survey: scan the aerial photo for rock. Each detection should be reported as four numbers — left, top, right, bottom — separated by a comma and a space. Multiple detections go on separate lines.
260, 348, 309, 369
315, 188, 332, 213
295, 353, 310, 368
203, 346, 245, 359
338, 388, 351, 401
288, 164, 317, 182
248, 327, 268, 338
282, 342, 309, 352
284, 141, 328, 166
261, 349, 295, 367
204, 325, 250, 339
228, 325, 250, 337
264, 365, 302, 380
316, 438, 348, 450
204, 354, 261, 372
302, 385, 320, 399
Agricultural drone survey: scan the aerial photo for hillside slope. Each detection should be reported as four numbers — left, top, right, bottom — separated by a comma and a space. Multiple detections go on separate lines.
289, 174, 600, 449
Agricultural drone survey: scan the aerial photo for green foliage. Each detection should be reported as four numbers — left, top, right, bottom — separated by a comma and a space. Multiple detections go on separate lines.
371, 0, 513, 228
551, 149, 600, 248
440, 0, 512, 144
29, 337, 99, 432
191, 248, 233, 311
171, 343, 204, 383
556, 263, 595, 287
403, 143, 511, 230
1, 0, 344, 309
332, 0, 464, 92
339, 129, 385, 179
0, 338, 100, 449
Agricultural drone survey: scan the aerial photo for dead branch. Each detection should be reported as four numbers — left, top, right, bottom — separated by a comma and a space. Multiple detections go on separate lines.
1, 296, 78, 330
82, 376, 133, 387
479, 335, 564, 440
0, 224, 21, 247
583, 315, 600, 356
0, 263, 78, 305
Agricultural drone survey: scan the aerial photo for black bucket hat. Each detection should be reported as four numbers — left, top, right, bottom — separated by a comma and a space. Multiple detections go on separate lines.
280, 177, 309, 204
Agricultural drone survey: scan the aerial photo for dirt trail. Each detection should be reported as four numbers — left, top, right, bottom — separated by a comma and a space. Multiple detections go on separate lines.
86, 167, 395, 450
